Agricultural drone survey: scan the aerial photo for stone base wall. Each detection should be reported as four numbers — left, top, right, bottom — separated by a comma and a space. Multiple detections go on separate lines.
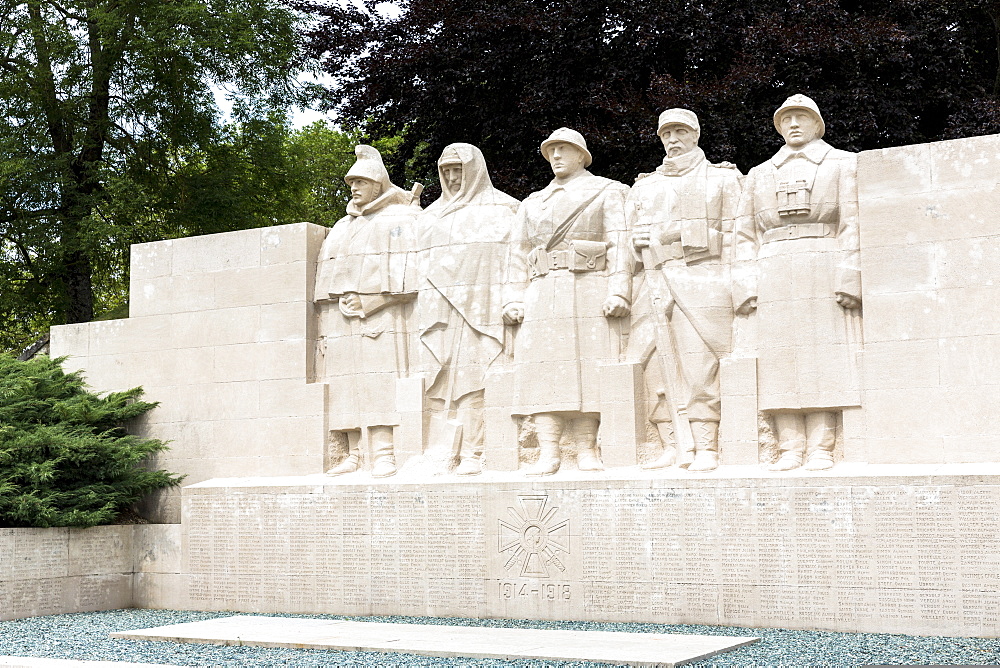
170, 468, 1000, 637
0, 524, 180, 621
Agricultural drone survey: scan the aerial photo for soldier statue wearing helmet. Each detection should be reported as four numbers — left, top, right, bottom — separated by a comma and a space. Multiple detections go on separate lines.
734, 94, 863, 472
502, 128, 632, 475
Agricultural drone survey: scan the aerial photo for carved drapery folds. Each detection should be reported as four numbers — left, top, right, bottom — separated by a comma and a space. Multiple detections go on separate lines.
313, 97, 863, 477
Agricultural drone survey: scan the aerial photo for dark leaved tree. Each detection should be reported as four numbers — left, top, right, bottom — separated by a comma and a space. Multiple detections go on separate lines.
295, 0, 1000, 199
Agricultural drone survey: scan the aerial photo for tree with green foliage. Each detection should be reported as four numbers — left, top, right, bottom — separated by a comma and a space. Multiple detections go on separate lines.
0, 0, 304, 351
296, 0, 1000, 200
0, 354, 181, 528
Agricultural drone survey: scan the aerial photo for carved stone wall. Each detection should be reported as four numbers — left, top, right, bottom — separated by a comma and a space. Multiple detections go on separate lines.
0, 525, 175, 621
174, 471, 1000, 636
50, 224, 329, 523
49, 133, 1000, 491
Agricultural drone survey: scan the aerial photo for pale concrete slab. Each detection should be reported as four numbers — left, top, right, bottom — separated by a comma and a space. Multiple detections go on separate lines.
110, 615, 759, 666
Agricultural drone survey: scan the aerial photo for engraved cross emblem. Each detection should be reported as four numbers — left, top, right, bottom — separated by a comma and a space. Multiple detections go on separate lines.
498, 495, 570, 578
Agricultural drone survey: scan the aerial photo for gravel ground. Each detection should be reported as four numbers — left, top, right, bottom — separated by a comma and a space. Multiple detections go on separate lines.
1, 609, 999, 667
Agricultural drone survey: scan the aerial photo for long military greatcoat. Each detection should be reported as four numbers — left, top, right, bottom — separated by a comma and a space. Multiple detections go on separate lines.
734, 139, 862, 411
504, 171, 631, 415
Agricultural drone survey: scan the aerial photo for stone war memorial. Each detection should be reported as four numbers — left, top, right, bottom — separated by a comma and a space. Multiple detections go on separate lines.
29, 94, 1000, 637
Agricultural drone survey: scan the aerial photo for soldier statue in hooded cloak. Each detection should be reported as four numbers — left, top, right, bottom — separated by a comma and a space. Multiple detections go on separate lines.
502, 128, 632, 476
315, 145, 421, 478
416, 143, 519, 475
734, 94, 862, 472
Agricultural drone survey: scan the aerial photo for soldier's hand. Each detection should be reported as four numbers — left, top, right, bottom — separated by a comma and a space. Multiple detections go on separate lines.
632, 232, 651, 250
340, 293, 363, 314
735, 297, 758, 316
836, 292, 861, 310
603, 296, 631, 318
502, 303, 524, 325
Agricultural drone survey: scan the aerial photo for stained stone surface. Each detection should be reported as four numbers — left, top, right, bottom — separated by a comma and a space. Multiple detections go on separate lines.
110, 615, 759, 666
162, 466, 1000, 636
0, 527, 135, 622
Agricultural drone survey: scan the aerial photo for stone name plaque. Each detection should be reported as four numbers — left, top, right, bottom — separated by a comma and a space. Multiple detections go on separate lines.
182, 474, 1000, 637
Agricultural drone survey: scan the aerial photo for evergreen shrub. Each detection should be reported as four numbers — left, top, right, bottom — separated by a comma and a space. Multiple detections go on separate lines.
0, 355, 182, 528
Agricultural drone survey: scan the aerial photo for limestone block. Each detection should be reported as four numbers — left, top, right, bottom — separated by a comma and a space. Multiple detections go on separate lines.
133, 572, 188, 610
860, 187, 1000, 249
719, 357, 758, 465
258, 378, 324, 419
483, 367, 519, 471
939, 286, 1000, 338
0, 578, 67, 620
48, 323, 90, 358
861, 243, 938, 296
936, 236, 1000, 290
68, 526, 132, 576
597, 362, 642, 468
212, 343, 262, 382
194, 381, 260, 422
864, 387, 951, 443
862, 291, 941, 344
929, 133, 1000, 189
85, 316, 171, 357
259, 416, 325, 457
861, 340, 941, 390
841, 406, 867, 463
133, 524, 182, 574
395, 376, 424, 464
172, 306, 260, 349
260, 222, 326, 267
857, 141, 932, 197
171, 228, 262, 275
130, 272, 216, 317
169, 347, 218, 386
257, 340, 311, 380
139, 488, 182, 525
130, 239, 173, 281
258, 301, 310, 343
64, 573, 133, 613
939, 335, 1000, 388
8, 528, 69, 580
213, 262, 308, 309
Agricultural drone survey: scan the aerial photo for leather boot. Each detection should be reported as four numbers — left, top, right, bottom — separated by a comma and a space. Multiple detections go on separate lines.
454, 457, 481, 476
687, 421, 719, 472
572, 416, 604, 472
642, 421, 676, 470
327, 452, 360, 476
769, 412, 805, 471
370, 426, 397, 478
803, 411, 836, 471
526, 414, 562, 476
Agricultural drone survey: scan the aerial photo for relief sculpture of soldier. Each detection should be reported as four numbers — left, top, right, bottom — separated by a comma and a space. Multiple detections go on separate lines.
502, 128, 632, 476
416, 143, 519, 475
314, 145, 420, 478
626, 109, 742, 472
734, 94, 862, 471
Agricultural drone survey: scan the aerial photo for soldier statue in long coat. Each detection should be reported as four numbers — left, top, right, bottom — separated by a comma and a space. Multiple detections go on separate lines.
734, 94, 862, 471
416, 143, 519, 475
503, 128, 632, 475
315, 145, 420, 478
627, 109, 742, 472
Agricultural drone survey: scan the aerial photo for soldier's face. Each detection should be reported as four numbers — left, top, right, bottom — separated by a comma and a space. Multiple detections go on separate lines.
779, 111, 820, 149
441, 164, 463, 192
548, 142, 587, 178
659, 124, 698, 158
348, 177, 381, 207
